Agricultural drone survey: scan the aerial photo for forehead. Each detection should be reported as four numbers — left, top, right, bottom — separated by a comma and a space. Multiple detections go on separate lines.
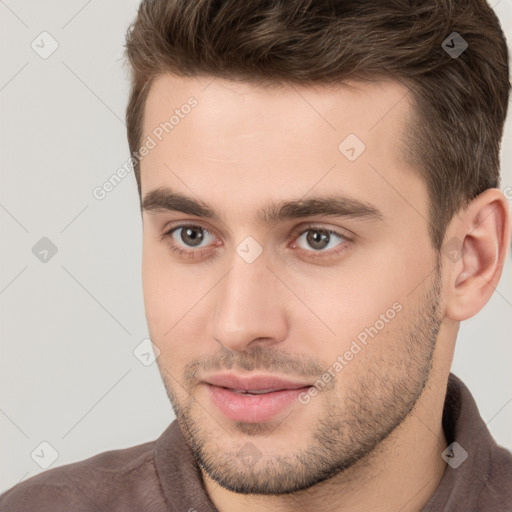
139, 73, 424, 224
147, 70, 411, 106
142, 74, 412, 144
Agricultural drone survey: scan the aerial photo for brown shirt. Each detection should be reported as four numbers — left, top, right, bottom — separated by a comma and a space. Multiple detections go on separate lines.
1, 373, 511, 511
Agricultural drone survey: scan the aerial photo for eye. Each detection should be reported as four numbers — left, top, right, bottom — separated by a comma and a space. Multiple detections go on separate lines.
292, 226, 347, 258
161, 223, 350, 261
163, 224, 217, 259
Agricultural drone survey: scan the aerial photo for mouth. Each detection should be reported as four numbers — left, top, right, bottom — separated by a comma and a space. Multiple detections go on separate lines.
203, 373, 313, 423
229, 388, 291, 395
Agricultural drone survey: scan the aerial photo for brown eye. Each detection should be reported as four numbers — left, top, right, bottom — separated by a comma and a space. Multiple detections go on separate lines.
296, 228, 345, 252
179, 226, 206, 247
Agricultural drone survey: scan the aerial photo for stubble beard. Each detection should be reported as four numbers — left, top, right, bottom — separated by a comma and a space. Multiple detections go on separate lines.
159, 263, 442, 495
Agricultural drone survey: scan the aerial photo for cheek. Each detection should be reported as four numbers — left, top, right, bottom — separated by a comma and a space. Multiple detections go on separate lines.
142, 244, 177, 333
303, 248, 427, 361
298, 267, 396, 338
142, 245, 209, 368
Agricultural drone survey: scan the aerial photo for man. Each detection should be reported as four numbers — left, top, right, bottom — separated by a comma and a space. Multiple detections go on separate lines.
1, 0, 511, 510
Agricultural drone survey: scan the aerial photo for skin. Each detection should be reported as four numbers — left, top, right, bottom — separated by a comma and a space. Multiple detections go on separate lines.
139, 74, 510, 512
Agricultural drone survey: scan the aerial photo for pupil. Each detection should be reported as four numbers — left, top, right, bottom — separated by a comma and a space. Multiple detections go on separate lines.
182, 227, 204, 247
306, 230, 329, 250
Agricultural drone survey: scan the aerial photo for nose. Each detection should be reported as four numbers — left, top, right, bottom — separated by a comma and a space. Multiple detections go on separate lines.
208, 254, 289, 352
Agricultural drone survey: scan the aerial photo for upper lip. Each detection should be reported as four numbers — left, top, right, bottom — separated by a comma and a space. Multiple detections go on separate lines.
204, 373, 312, 392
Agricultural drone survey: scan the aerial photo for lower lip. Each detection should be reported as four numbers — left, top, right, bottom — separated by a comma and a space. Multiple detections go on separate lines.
206, 384, 312, 423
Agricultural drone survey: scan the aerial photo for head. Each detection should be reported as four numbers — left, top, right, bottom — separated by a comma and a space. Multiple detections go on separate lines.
124, 0, 510, 496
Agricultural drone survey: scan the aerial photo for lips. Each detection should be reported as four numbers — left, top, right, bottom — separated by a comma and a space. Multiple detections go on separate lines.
204, 373, 313, 422
204, 373, 312, 393
230, 389, 283, 395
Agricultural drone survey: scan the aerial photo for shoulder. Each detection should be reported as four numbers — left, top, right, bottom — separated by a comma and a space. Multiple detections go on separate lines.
476, 443, 512, 510
0, 439, 165, 512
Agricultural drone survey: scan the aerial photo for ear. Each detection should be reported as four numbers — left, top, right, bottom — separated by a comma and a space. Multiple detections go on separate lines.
443, 188, 511, 321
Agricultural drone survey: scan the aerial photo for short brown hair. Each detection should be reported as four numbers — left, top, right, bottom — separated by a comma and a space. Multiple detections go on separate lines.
124, 0, 510, 249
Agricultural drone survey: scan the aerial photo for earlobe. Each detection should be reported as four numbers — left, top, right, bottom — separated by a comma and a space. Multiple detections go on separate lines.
444, 189, 511, 321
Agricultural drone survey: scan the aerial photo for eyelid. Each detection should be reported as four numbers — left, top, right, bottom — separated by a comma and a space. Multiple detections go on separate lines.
161, 220, 217, 238
290, 222, 354, 242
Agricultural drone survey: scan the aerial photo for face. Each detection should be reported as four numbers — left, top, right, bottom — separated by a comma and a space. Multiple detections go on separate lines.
140, 74, 443, 494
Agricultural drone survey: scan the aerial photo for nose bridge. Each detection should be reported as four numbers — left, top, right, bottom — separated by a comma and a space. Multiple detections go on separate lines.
208, 250, 288, 351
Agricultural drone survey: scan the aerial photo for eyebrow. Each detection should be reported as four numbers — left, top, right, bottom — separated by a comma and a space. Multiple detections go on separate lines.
141, 187, 383, 226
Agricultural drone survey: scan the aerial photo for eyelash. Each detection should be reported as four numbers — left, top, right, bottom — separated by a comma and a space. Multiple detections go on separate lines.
161, 223, 351, 262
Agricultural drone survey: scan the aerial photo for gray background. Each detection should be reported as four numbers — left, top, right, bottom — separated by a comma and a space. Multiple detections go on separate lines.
1, 0, 511, 494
